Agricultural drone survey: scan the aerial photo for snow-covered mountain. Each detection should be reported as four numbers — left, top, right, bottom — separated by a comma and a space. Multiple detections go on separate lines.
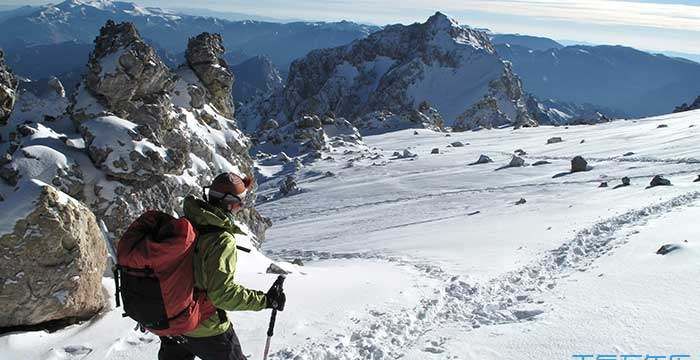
243, 12, 536, 133
491, 33, 563, 51
0, 0, 378, 78
497, 42, 700, 117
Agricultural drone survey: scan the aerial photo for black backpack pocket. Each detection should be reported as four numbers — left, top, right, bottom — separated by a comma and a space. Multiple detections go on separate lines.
116, 266, 169, 330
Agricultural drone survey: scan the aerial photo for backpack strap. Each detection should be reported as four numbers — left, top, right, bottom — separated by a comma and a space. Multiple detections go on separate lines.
192, 224, 251, 253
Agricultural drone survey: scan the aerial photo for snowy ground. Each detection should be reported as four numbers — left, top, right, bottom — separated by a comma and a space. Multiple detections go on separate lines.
3, 110, 700, 359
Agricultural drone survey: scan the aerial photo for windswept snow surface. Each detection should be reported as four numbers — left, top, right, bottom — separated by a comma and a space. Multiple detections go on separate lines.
3, 110, 700, 359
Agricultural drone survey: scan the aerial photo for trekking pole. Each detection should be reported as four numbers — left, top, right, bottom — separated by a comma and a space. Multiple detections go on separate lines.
262, 275, 285, 360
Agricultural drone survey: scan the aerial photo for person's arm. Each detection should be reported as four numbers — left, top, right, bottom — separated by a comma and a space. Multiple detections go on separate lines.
203, 233, 267, 311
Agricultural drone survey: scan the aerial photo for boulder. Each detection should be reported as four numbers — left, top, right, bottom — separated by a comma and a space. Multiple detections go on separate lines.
599, 181, 608, 188
292, 259, 304, 266
622, 152, 635, 157
657, 124, 668, 128
673, 96, 700, 113
279, 175, 301, 196
514, 149, 527, 156
469, 154, 493, 165
431, 148, 440, 154
546, 137, 563, 144
0, 49, 18, 126
571, 156, 588, 172
515, 198, 527, 205
694, 175, 700, 183
400, 149, 417, 159
648, 175, 672, 188
186, 33, 235, 118
622, 176, 631, 186
509, 156, 525, 167
266, 262, 290, 275
656, 244, 681, 255
450, 141, 465, 147
532, 160, 551, 166
0, 180, 107, 328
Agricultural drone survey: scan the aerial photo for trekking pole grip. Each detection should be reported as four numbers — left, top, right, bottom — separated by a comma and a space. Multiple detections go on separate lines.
267, 309, 277, 337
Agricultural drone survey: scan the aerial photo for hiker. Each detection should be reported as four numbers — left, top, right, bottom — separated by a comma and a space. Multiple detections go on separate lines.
115, 172, 285, 359
156, 172, 287, 360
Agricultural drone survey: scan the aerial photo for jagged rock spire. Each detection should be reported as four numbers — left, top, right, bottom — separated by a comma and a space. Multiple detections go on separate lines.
186, 32, 235, 118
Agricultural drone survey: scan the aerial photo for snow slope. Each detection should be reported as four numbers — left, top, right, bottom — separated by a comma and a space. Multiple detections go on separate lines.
2, 109, 700, 359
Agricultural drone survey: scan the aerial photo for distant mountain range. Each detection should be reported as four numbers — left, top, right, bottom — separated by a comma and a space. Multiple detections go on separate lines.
0, 0, 377, 76
495, 41, 700, 117
1, 1, 698, 119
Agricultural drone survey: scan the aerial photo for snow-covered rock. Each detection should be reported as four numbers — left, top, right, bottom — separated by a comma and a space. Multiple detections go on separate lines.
0, 180, 106, 328
242, 12, 534, 134
648, 175, 672, 188
469, 154, 493, 165
256, 114, 367, 159
0, 20, 270, 242
0, 49, 18, 126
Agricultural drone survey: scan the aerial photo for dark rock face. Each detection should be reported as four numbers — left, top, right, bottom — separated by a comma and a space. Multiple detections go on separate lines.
694, 175, 700, 183
571, 156, 588, 172
656, 244, 681, 255
186, 33, 235, 118
0, 49, 18, 126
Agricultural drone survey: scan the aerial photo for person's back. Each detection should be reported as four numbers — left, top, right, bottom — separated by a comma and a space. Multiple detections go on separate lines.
158, 173, 286, 360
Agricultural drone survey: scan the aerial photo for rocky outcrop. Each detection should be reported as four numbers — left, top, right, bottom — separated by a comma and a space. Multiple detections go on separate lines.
256, 114, 366, 158
469, 154, 493, 165
0, 49, 18, 127
0, 180, 107, 328
673, 96, 700, 113
648, 175, 672, 188
82, 20, 174, 121
186, 33, 235, 118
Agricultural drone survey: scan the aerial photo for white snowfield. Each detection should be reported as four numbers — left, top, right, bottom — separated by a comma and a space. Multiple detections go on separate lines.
2, 109, 700, 359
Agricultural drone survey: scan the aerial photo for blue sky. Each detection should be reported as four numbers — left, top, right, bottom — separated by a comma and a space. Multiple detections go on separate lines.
6, 0, 700, 55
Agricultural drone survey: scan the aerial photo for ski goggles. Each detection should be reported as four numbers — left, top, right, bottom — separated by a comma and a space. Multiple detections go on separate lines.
204, 187, 247, 205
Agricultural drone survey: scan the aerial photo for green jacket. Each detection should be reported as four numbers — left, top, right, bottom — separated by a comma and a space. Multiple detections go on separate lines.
183, 195, 267, 338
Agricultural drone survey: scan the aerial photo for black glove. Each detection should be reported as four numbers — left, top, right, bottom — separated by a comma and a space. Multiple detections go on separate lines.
265, 276, 286, 311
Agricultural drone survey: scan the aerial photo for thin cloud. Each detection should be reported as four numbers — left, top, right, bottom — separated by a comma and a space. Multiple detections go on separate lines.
413, 0, 700, 31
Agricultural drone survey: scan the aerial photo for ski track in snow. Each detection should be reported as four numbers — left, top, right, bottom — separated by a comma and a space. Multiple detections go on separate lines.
266, 191, 700, 359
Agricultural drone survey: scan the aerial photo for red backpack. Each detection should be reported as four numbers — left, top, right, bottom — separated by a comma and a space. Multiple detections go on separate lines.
113, 211, 217, 336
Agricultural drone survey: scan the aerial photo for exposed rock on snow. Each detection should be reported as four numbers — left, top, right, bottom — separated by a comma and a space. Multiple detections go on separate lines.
496, 155, 525, 170
514, 149, 527, 156
613, 176, 632, 189
657, 124, 668, 128
515, 198, 527, 205
656, 244, 682, 255
354, 107, 445, 135
623, 151, 635, 157
673, 96, 700, 113
694, 175, 700, 183
431, 148, 440, 154
0, 49, 18, 126
532, 160, 551, 166
571, 156, 589, 172
469, 154, 493, 165
450, 141, 465, 147
278, 175, 301, 197
266, 262, 290, 275
546, 136, 563, 144
396, 149, 418, 159
256, 114, 366, 159
0, 180, 106, 328
186, 32, 235, 118
599, 181, 608, 188
648, 175, 672, 188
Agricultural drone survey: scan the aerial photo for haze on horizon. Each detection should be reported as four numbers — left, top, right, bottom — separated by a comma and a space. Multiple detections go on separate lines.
3, 0, 700, 57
